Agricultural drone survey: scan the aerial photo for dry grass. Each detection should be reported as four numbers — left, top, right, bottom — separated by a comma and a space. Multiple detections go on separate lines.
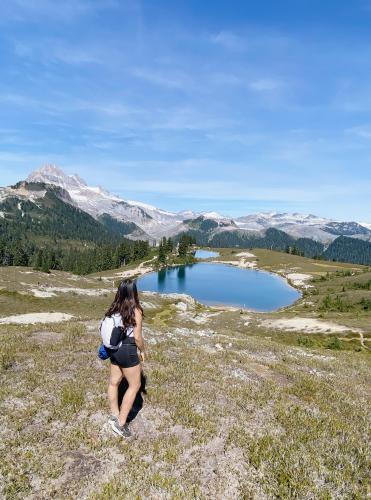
0, 257, 370, 499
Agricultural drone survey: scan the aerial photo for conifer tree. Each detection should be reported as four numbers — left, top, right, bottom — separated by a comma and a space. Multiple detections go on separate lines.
166, 237, 173, 253
157, 240, 166, 264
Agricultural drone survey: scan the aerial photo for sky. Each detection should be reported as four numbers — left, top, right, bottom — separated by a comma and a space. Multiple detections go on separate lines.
0, 0, 371, 221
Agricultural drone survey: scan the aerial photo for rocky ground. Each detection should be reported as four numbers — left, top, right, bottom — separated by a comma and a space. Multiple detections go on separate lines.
0, 249, 370, 498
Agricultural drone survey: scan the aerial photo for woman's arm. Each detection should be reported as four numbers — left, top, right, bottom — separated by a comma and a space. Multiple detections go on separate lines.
133, 307, 145, 355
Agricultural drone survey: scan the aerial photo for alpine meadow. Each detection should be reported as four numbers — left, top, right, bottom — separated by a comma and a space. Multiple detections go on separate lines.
0, 1, 370, 499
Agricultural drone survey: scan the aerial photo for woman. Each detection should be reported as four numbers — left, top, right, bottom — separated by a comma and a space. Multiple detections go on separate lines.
102, 279, 145, 438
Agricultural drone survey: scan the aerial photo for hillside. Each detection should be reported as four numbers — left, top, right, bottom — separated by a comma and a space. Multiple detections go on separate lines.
323, 235, 371, 265
1, 165, 371, 265
0, 182, 116, 244
178, 221, 371, 265
0, 181, 151, 273
0, 250, 370, 498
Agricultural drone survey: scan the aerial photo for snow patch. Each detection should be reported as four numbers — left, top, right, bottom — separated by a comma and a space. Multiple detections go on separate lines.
126, 199, 175, 216
359, 221, 371, 230
202, 211, 227, 220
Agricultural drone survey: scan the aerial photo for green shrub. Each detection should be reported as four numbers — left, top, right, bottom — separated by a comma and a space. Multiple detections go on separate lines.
351, 280, 371, 290
320, 295, 351, 312
326, 337, 342, 350
297, 336, 314, 348
359, 297, 371, 311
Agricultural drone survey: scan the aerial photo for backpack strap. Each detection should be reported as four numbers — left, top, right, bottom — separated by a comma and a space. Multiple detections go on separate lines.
112, 314, 121, 327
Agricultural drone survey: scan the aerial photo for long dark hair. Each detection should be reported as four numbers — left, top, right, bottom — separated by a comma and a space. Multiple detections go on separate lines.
105, 279, 143, 327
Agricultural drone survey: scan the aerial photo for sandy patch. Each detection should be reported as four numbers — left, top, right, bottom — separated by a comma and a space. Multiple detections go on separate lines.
31, 290, 57, 298
238, 260, 257, 269
0, 312, 74, 325
214, 259, 257, 269
235, 251, 256, 258
140, 300, 157, 309
115, 265, 153, 279
260, 317, 361, 334
108, 257, 157, 281
176, 306, 222, 324
286, 273, 313, 288
30, 287, 111, 297
144, 291, 196, 305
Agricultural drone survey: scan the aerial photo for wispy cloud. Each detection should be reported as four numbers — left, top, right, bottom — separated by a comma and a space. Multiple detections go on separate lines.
1, 0, 117, 23
130, 67, 193, 90
345, 125, 371, 139
248, 78, 285, 92
12, 38, 113, 66
1, 1, 371, 220
209, 31, 247, 51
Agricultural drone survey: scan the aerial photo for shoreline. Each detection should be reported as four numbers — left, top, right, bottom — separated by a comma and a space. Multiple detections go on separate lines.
132, 254, 305, 315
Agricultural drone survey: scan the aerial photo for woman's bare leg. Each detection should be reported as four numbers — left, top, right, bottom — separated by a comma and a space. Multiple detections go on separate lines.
108, 363, 123, 417
118, 364, 141, 426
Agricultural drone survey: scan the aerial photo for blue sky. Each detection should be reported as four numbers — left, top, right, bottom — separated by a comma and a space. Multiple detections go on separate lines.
0, 0, 370, 221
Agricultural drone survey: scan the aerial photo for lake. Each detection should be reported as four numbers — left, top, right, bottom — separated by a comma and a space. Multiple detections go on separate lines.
138, 262, 300, 312
194, 249, 219, 259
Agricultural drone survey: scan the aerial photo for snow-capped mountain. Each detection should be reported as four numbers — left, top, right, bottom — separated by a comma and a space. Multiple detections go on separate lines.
26, 165, 188, 238
201, 211, 230, 221
1, 164, 370, 244
359, 221, 371, 231
27, 164, 93, 193
235, 212, 370, 243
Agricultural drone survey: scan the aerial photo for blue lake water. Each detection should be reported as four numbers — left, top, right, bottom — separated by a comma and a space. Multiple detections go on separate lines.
194, 249, 219, 259
138, 262, 300, 312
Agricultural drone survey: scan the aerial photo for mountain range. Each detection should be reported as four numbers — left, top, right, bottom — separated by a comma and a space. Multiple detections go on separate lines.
0, 164, 369, 243
0, 164, 370, 265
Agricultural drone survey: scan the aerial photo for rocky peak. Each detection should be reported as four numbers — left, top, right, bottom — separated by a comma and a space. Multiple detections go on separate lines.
27, 164, 87, 191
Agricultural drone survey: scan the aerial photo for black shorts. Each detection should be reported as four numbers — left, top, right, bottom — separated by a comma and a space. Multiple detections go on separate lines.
107, 337, 139, 368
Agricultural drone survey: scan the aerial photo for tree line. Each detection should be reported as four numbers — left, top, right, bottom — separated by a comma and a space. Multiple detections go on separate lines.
157, 234, 196, 266
0, 236, 150, 275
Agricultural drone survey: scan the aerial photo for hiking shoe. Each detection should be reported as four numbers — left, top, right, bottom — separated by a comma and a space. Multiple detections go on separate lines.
110, 420, 132, 438
108, 415, 119, 424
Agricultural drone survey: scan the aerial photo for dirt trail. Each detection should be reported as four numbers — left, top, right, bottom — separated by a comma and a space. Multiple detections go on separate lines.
340, 332, 370, 351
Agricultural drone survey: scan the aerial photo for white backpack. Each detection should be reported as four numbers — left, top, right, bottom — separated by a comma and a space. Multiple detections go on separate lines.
100, 314, 123, 349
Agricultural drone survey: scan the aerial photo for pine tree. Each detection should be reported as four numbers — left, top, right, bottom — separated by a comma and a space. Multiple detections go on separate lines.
178, 235, 189, 257
166, 237, 173, 253
35, 249, 43, 269
157, 240, 166, 264
41, 253, 50, 273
